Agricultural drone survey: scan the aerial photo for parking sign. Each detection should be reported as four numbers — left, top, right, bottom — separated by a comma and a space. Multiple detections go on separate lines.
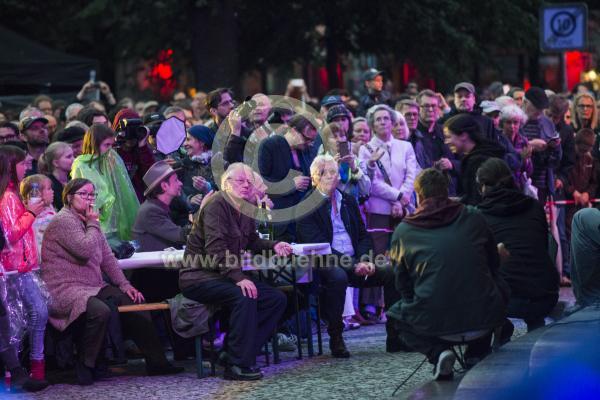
540, 3, 587, 52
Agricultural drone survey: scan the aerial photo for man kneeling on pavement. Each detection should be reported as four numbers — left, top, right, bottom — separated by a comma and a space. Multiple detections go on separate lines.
296, 154, 404, 358
387, 168, 508, 380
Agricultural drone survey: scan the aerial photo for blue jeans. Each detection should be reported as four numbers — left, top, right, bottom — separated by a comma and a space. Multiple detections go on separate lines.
7, 272, 48, 361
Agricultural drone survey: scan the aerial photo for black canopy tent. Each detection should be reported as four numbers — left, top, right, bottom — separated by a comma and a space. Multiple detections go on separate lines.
0, 25, 98, 96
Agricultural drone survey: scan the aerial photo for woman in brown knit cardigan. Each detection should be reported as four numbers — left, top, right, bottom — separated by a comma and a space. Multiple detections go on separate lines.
41, 178, 182, 385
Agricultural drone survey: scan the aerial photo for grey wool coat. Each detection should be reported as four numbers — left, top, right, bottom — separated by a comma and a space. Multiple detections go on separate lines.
41, 207, 133, 331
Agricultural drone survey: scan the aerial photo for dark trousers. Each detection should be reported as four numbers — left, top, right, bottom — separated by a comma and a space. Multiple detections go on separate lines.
395, 319, 492, 364
313, 266, 348, 334
182, 278, 286, 367
507, 294, 558, 332
348, 265, 401, 339
73, 285, 168, 369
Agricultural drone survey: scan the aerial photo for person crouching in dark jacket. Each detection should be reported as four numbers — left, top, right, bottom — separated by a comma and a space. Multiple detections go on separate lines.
477, 158, 559, 333
443, 114, 506, 205
387, 168, 508, 380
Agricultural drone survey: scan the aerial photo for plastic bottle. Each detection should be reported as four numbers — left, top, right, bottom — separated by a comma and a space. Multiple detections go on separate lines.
28, 183, 42, 206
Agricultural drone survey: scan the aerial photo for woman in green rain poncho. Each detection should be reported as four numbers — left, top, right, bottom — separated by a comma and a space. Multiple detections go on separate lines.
70, 124, 139, 240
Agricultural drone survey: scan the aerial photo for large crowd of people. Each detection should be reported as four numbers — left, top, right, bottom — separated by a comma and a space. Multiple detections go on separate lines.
0, 69, 599, 391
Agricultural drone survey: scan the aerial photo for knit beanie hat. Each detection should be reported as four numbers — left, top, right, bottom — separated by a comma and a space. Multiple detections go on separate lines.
188, 125, 214, 147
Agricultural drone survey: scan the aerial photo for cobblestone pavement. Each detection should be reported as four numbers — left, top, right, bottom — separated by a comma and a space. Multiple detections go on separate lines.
7, 288, 574, 400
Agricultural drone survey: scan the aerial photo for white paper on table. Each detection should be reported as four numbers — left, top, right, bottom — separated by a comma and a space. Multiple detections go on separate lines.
291, 243, 331, 255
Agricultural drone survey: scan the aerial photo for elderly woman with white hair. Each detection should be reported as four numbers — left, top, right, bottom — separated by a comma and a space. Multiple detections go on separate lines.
179, 163, 292, 381
360, 104, 417, 244
500, 105, 533, 188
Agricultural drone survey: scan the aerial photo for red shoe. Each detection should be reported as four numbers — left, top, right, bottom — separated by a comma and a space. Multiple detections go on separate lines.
29, 359, 46, 381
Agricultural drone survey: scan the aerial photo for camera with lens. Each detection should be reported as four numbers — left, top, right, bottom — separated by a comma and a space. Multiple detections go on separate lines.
115, 118, 149, 143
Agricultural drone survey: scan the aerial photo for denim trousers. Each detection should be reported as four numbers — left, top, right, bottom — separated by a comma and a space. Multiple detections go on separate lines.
7, 272, 48, 361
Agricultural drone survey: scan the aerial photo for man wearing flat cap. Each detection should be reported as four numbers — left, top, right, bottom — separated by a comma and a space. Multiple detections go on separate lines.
356, 68, 392, 117
521, 86, 562, 205
19, 115, 49, 175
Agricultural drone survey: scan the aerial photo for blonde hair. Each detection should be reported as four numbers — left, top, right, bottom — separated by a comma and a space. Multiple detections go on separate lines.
39, 141, 72, 174
572, 93, 598, 130
20, 174, 51, 200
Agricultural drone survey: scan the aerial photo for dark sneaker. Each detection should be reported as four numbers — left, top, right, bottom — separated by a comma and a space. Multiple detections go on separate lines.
433, 350, 455, 381
385, 336, 413, 353
329, 334, 350, 358
75, 362, 94, 386
223, 365, 263, 381
9, 367, 49, 392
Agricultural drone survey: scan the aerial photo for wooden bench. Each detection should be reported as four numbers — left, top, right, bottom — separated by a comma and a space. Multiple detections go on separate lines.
117, 302, 214, 378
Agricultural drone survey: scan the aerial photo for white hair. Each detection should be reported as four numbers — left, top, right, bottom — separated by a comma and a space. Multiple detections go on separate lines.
310, 154, 338, 185
366, 104, 396, 130
500, 105, 528, 125
495, 96, 515, 109
221, 163, 252, 192
65, 120, 89, 131
65, 103, 84, 122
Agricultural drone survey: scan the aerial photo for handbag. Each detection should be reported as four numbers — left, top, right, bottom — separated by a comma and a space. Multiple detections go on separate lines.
106, 236, 135, 260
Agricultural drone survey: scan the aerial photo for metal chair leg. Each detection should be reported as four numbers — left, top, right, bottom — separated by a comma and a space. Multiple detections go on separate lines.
194, 336, 204, 378
292, 268, 303, 360
315, 291, 323, 355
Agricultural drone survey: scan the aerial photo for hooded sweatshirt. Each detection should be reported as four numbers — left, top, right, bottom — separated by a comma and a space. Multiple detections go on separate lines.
459, 140, 506, 205
478, 187, 559, 299
387, 197, 508, 336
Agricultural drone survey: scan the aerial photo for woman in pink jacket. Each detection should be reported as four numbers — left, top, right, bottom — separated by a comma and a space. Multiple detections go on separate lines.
358, 105, 417, 323
359, 104, 418, 254
0, 145, 49, 388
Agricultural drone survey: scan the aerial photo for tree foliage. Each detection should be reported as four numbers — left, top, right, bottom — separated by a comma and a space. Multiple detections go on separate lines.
1, 0, 591, 90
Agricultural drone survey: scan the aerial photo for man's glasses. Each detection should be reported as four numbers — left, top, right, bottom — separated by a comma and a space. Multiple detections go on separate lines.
219, 100, 235, 107
227, 177, 252, 186
320, 168, 339, 177
74, 191, 97, 199
420, 104, 437, 109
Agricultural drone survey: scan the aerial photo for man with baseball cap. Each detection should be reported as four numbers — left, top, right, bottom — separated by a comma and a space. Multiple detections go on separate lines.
356, 68, 392, 117
439, 82, 497, 141
19, 115, 49, 175
441, 82, 520, 173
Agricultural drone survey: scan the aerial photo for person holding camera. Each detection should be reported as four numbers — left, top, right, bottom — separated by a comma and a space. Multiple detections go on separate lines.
75, 80, 117, 109
111, 109, 156, 202
224, 93, 274, 166
319, 105, 370, 202
70, 124, 139, 241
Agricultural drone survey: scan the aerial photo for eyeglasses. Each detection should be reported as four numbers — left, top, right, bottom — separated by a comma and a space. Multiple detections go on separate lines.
577, 104, 594, 109
420, 104, 438, 109
219, 100, 235, 107
74, 191, 97, 199
320, 168, 339, 177
227, 177, 252, 186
